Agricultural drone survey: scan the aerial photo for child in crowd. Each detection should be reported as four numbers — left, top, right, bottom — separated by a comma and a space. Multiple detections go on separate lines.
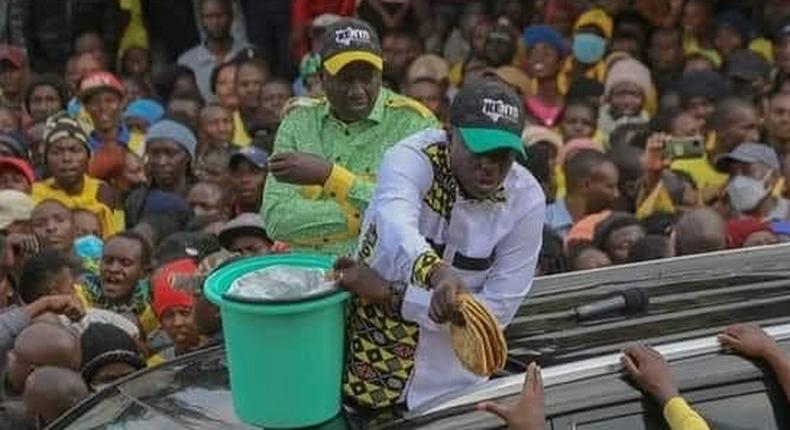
598, 58, 654, 141
30, 200, 75, 255
569, 246, 612, 271
79, 322, 147, 391
73, 209, 102, 239
559, 99, 598, 142
76, 231, 157, 337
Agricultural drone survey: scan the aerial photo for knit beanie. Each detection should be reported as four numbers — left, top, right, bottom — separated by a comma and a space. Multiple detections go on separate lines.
44, 114, 91, 155
80, 323, 146, 385
604, 58, 652, 97
523, 25, 568, 55
152, 257, 197, 318
124, 99, 165, 127
145, 119, 197, 160
0, 131, 29, 159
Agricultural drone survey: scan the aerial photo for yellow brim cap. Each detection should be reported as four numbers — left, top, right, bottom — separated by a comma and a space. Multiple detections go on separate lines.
323, 51, 383, 75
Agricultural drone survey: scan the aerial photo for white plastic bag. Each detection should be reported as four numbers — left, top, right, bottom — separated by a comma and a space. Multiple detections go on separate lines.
227, 265, 336, 302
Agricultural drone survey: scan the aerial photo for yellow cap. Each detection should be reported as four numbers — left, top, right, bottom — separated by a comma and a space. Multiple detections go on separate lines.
574, 8, 613, 39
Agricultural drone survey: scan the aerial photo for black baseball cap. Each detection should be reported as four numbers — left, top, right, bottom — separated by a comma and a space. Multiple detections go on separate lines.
449, 80, 525, 156
320, 18, 382, 75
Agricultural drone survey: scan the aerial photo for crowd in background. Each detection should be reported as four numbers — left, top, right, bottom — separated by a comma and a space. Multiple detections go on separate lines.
0, 0, 787, 427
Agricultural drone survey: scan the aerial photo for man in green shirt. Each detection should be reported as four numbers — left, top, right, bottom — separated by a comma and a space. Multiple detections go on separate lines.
264, 18, 437, 256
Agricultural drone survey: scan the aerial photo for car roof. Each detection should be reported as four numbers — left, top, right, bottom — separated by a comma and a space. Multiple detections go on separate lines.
49, 244, 790, 428
52, 323, 790, 429
507, 243, 790, 368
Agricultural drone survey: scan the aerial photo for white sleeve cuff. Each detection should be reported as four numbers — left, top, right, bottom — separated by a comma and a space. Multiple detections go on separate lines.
401, 285, 442, 331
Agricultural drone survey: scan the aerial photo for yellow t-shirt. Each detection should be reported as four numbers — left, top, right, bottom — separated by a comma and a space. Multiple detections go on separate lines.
232, 111, 252, 148
32, 175, 120, 238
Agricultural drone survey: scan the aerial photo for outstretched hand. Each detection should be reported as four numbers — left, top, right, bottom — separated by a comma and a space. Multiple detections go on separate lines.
719, 323, 780, 360
477, 362, 545, 430
621, 345, 679, 405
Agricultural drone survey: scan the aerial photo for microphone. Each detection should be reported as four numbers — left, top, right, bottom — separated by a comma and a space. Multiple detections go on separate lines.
574, 288, 649, 321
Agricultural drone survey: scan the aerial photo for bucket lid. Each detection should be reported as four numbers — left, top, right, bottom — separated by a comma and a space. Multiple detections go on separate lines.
222, 265, 340, 305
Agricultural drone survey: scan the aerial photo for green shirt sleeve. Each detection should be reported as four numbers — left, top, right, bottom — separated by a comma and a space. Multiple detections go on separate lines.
263, 112, 349, 243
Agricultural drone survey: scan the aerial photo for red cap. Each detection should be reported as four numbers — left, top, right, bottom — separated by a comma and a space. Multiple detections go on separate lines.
0, 45, 24, 68
152, 257, 197, 318
0, 156, 35, 185
726, 216, 771, 249
79, 71, 124, 102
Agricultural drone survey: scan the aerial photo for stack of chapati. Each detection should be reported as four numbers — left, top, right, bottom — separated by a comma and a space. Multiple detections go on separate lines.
450, 294, 508, 376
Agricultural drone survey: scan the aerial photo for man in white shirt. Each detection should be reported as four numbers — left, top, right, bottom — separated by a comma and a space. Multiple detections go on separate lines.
337, 80, 545, 411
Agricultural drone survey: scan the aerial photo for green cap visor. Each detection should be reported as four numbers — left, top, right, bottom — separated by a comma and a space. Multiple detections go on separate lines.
458, 127, 525, 157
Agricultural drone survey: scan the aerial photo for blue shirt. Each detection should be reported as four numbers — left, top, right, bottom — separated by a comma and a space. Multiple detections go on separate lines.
87, 125, 132, 152
545, 198, 573, 239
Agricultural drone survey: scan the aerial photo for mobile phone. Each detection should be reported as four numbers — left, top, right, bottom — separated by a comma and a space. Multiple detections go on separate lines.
663, 137, 704, 160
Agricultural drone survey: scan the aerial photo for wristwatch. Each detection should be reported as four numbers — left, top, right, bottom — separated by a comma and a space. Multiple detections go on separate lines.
389, 281, 408, 315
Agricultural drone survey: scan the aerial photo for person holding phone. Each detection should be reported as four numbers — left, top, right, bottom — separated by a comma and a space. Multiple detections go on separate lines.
635, 133, 701, 220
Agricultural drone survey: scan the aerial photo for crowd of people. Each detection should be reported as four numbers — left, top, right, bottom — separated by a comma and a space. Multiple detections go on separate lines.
0, 0, 787, 428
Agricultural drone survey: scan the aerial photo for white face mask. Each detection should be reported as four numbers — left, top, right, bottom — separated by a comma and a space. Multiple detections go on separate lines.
727, 174, 771, 213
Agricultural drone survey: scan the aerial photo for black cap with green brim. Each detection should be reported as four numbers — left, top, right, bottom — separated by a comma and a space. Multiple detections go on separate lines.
449, 80, 525, 157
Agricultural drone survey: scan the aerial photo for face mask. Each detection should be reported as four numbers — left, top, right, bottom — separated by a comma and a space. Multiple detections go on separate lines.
74, 235, 104, 260
727, 175, 770, 213
572, 33, 606, 64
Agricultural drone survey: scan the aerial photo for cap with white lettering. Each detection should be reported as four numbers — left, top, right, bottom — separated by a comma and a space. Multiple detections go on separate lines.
449, 80, 526, 157
320, 18, 382, 75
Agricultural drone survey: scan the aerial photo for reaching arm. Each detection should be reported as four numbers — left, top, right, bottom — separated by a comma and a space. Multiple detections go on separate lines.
401, 195, 544, 329
719, 324, 790, 409
622, 345, 709, 430
0, 306, 30, 353
360, 140, 437, 284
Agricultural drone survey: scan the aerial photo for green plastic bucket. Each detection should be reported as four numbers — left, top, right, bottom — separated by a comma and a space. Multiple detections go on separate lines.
204, 254, 350, 428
